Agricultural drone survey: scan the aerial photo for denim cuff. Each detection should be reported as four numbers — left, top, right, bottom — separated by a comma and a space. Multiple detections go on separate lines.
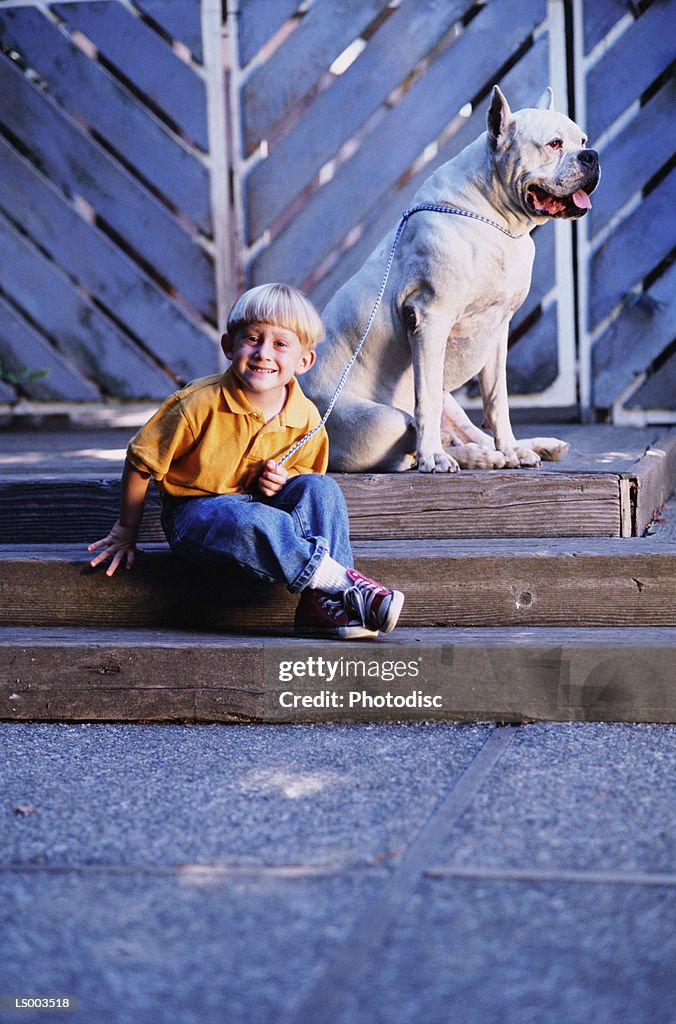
288, 537, 328, 594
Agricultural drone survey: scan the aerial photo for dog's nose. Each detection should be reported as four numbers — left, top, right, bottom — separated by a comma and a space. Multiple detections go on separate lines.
578, 149, 599, 170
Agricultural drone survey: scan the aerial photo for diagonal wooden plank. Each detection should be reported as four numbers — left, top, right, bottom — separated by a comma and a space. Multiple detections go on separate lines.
583, 0, 630, 55
0, 210, 175, 399
0, 296, 99, 402
507, 304, 559, 395
251, 0, 546, 285
0, 136, 218, 382
589, 167, 675, 331
591, 262, 676, 408
53, 1, 209, 150
586, 0, 675, 141
625, 351, 676, 410
588, 80, 676, 239
0, 55, 216, 320
237, 0, 301, 68
131, 0, 203, 63
245, 0, 469, 240
241, 0, 387, 155
0, 7, 211, 232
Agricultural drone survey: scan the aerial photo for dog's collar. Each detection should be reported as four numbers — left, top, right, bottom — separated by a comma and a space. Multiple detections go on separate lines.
402, 202, 525, 239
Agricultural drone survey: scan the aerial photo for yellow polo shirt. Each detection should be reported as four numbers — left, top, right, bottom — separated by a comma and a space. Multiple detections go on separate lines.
126, 369, 328, 496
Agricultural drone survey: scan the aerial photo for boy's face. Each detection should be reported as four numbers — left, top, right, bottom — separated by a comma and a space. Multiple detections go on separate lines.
221, 322, 315, 401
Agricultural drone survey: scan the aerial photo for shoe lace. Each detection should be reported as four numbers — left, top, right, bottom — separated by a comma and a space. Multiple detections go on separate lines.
343, 585, 367, 626
319, 593, 345, 616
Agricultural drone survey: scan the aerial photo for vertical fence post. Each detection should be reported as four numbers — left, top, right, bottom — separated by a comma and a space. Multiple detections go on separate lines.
547, 0, 578, 414
224, 0, 247, 302
570, 0, 593, 420
202, 0, 241, 359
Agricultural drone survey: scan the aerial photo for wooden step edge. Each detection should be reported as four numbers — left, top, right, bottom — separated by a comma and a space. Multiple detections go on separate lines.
1, 535, 675, 560
0, 471, 626, 541
1, 542, 674, 630
2, 625, 674, 725
621, 427, 676, 536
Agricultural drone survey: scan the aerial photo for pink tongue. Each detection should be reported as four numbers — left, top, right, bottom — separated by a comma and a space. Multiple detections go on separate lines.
572, 189, 592, 209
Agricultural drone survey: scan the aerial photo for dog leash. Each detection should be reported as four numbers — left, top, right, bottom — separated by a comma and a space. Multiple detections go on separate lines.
278, 203, 523, 466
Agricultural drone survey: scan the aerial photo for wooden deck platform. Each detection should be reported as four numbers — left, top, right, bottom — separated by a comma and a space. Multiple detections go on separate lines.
0, 423, 675, 539
1, 423, 675, 723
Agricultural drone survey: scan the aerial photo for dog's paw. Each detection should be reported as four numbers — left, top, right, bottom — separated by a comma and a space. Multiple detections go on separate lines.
494, 445, 527, 468
512, 445, 541, 468
450, 443, 506, 470
517, 437, 570, 462
417, 449, 460, 473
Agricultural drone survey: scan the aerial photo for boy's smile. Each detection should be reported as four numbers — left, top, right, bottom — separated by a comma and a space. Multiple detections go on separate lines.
221, 322, 315, 420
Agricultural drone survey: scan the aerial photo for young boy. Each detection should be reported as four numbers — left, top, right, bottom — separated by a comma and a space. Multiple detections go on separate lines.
88, 283, 404, 639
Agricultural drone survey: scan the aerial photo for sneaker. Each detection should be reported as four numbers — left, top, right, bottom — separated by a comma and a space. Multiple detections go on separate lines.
294, 588, 379, 640
343, 569, 404, 633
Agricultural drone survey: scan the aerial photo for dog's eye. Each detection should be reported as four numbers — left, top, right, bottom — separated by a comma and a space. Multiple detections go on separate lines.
548, 139, 563, 151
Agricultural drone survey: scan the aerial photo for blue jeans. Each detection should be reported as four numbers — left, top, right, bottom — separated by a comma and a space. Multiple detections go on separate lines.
161, 474, 353, 593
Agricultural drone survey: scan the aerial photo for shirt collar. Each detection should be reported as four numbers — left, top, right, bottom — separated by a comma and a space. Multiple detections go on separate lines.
221, 368, 309, 427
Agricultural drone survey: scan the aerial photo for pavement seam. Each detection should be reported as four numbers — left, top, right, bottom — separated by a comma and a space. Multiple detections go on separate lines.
281, 724, 517, 1024
3, 863, 671, 887
424, 865, 676, 887
0, 862, 387, 879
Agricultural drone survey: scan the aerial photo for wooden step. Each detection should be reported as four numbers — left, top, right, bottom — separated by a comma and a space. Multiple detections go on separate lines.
2, 625, 674, 724
0, 470, 626, 541
1, 425, 674, 540
2, 538, 674, 630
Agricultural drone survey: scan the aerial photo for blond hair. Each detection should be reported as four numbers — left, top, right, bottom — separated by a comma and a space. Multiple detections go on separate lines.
226, 283, 324, 351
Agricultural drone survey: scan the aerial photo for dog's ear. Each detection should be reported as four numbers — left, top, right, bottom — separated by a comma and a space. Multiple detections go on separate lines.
535, 86, 555, 110
487, 85, 515, 149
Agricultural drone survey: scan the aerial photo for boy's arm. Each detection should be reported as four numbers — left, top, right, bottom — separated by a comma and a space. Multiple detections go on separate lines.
88, 458, 151, 576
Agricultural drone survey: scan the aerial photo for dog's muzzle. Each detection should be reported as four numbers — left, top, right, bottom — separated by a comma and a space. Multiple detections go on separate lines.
526, 149, 600, 218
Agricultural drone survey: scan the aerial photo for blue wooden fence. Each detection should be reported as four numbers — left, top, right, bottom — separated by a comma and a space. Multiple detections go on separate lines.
238, 0, 572, 405
578, 0, 675, 419
0, 0, 673, 422
0, 0, 220, 402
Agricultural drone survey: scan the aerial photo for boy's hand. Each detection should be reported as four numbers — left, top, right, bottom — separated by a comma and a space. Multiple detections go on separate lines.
257, 459, 288, 496
88, 521, 141, 576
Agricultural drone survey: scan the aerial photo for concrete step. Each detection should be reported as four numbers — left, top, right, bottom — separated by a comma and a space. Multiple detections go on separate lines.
2, 625, 674, 724
2, 424, 674, 539
1, 538, 675, 630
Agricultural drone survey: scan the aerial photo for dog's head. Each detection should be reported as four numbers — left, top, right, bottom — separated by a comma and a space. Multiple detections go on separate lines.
487, 85, 600, 221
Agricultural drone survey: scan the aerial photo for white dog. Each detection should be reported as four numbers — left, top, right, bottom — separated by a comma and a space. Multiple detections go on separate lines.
303, 86, 600, 472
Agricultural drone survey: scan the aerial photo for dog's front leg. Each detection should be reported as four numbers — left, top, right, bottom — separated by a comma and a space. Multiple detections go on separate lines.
441, 393, 508, 469
409, 311, 459, 473
478, 327, 540, 468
